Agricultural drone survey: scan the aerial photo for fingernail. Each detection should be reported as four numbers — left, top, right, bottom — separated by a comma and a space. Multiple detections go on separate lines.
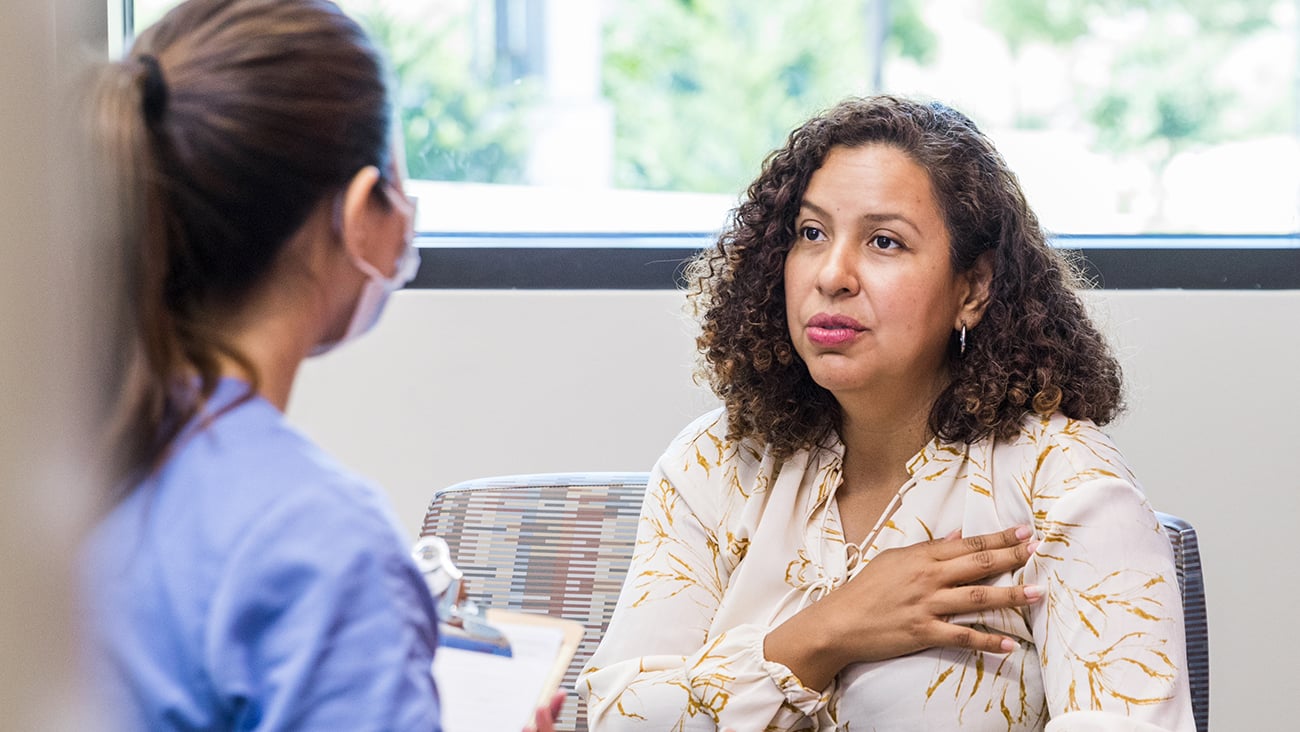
1024, 584, 1044, 601
1000, 637, 1017, 652
1025, 540, 1040, 555
1014, 525, 1033, 541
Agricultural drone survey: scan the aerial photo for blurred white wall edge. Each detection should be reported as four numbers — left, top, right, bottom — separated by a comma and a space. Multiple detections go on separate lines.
0, 0, 109, 729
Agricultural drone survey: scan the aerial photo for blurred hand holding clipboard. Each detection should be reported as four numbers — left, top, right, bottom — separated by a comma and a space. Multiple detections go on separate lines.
413, 537, 583, 731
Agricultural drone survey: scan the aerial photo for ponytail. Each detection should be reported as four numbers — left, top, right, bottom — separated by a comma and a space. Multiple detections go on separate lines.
90, 0, 390, 501
89, 56, 217, 499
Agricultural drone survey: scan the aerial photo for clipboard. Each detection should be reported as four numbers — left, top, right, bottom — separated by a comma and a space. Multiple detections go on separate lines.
482, 608, 584, 707
431, 608, 584, 731
414, 537, 585, 730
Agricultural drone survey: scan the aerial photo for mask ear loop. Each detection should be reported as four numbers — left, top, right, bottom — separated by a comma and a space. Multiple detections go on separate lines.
333, 173, 419, 284
328, 169, 388, 240
375, 180, 418, 250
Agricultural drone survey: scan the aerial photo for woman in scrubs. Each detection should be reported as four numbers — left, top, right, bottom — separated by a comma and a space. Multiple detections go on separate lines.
82, 1, 560, 729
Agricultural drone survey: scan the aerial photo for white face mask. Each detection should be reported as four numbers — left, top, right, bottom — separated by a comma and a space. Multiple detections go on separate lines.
311, 233, 421, 357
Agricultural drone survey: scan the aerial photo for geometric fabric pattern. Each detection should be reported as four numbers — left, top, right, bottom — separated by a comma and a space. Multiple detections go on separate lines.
1155, 511, 1210, 732
420, 473, 649, 732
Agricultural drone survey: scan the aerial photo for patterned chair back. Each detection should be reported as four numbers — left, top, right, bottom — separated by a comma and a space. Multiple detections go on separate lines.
421, 475, 1210, 732
1155, 512, 1210, 732
420, 472, 650, 732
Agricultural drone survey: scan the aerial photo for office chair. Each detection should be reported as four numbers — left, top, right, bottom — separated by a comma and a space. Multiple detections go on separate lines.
1155, 511, 1210, 732
421, 473, 1209, 732
420, 473, 648, 732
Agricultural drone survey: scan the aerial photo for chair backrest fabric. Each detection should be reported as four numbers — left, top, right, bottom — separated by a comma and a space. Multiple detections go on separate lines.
421, 473, 1209, 732
1155, 511, 1210, 732
421, 472, 649, 732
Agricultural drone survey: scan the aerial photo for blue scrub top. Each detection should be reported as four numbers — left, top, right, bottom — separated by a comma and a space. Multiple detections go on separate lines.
84, 378, 441, 731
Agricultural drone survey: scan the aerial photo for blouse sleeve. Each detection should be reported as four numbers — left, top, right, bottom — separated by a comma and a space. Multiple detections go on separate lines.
1027, 436, 1197, 731
579, 448, 828, 731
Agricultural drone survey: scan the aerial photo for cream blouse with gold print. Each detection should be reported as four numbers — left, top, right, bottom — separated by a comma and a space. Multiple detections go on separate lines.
579, 409, 1195, 731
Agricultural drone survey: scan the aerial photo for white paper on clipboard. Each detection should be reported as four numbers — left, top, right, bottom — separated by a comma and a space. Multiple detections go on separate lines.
432, 610, 583, 732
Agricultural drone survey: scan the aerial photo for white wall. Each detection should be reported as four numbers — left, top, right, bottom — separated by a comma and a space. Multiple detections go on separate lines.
1094, 290, 1300, 730
289, 287, 1300, 729
290, 291, 715, 527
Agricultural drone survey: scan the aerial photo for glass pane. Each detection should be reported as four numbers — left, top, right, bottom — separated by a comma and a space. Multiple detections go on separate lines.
125, 0, 1300, 235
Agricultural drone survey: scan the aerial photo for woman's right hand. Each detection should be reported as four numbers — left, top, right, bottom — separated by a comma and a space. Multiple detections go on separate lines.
763, 524, 1041, 690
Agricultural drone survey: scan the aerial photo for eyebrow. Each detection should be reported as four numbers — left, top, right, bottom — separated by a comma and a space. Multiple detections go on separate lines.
798, 200, 922, 234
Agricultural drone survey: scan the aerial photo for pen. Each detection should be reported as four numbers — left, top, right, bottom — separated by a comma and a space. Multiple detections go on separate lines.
439, 628, 513, 657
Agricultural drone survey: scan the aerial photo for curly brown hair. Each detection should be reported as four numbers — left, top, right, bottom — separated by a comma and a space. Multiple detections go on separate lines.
687, 95, 1123, 458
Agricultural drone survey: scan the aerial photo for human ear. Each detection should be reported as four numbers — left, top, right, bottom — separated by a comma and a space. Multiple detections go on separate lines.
338, 165, 392, 271
957, 250, 994, 329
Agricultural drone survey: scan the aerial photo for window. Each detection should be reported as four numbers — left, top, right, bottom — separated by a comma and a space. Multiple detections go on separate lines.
122, 0, 1300, 287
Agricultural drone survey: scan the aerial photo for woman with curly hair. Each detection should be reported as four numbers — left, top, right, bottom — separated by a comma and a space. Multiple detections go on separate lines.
580, 96, 1194, 731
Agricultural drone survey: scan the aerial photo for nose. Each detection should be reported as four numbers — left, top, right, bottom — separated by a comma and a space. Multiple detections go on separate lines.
815, 238, 860, 298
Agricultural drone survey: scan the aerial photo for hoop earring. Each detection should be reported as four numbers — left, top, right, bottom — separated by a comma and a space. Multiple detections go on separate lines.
959, 323, 967, 356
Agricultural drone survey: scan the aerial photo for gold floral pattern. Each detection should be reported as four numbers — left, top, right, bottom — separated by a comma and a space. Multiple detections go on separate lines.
580, 410, 1195, 731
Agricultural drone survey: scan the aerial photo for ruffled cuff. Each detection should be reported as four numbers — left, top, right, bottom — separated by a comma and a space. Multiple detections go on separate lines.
752, 638, 831, 717
674, 623, 832, 726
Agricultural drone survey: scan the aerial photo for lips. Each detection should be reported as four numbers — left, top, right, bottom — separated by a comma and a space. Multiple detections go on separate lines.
805, 313, 866, 347
808, 313, 865, 330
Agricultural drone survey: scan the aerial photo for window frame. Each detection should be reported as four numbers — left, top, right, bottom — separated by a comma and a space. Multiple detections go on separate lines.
119, 0, 1300, 292
409, 233, 1300, 290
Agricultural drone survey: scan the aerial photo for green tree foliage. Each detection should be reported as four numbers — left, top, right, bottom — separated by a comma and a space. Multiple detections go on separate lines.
135, 0, 532, 183
986, 0, 1286, 226
596, 0, 957, 193
357, 6, 533, 183
986, 0, 1090, 51
602, 0, 884, 193
135, 0, 1290, 209
986, 0, 1285, 154
888, 0, 940, 64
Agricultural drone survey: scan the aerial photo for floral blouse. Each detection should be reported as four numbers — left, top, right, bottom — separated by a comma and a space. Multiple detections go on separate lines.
579, 409, 1195, 731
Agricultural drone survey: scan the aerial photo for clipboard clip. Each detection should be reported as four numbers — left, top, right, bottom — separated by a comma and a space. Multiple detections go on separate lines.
412, 536, 513, 657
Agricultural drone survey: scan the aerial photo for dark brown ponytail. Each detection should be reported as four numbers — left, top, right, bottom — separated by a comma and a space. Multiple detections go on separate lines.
88, 0, 392, 499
